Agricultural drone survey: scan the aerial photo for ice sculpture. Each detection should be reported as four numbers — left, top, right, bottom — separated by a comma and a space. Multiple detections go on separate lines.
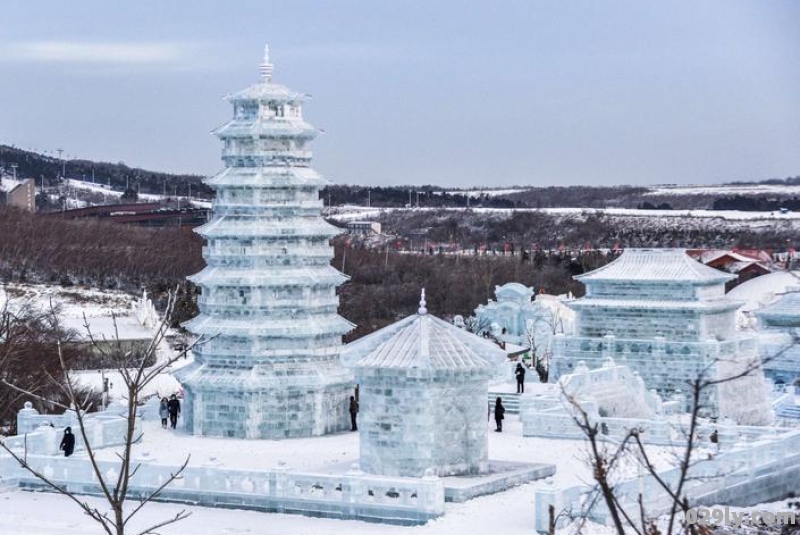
176, 45, 355, 439
754, 287, 800, 386
550, 249, 772, 425
341, 290, 506, 477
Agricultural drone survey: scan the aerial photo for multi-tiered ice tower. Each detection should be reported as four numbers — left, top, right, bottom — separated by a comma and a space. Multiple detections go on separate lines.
176, 46, 355, 439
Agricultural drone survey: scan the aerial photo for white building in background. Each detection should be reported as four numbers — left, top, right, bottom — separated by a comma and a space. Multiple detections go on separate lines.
177, 46, 355, 439
549, 249, 772, 426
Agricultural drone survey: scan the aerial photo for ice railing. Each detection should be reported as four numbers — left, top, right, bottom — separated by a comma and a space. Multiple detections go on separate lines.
534, 430, 800, 532
8, 402, 139, 455
0, 453, 445, 525
555, 335, 756, 358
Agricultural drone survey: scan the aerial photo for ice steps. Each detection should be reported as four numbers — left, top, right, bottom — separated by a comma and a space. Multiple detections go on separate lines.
487, 392, 522, 415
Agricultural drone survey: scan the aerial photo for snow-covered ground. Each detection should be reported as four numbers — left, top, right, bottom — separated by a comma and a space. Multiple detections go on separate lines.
0, 414, 676, 535
0, 282, 151, 340
645, 183, 800, 196
0, 479, 539, 535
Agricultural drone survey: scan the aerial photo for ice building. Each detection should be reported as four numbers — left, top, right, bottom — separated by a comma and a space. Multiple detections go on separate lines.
550, 249, 772, 425
341, 291, 506, 477
755, 288, 800, 386
176, 46, 355, 439
473, 283, 574, 352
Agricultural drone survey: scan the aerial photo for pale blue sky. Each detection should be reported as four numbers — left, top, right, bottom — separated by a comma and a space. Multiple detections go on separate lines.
1, 1, 799, 187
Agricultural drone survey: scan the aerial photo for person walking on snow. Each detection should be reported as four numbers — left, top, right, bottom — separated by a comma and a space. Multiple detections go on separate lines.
349, 395, 359, 431
167, 394, 181, 429
60, 426, 75, 457
494, 397, 506, 432
158, 397, 169, 429
515, 362, 526, 394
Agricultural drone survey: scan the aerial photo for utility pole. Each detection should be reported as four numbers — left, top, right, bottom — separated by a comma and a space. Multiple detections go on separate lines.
367, 188, 371, 208
416, 191, 420, 208
57, 148, 65, 178
91, 167, 95, 184
408, 189, 412, 207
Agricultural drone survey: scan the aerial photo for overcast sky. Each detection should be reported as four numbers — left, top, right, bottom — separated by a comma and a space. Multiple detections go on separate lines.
2, 1, 799, 187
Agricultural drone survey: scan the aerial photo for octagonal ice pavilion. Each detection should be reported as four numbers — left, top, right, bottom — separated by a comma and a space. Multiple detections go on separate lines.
176, 46, 355, 439
342, 291, 506, 477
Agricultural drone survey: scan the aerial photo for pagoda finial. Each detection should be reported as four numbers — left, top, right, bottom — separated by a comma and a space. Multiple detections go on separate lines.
418, 288, 427, 315
260, 43, 274, 82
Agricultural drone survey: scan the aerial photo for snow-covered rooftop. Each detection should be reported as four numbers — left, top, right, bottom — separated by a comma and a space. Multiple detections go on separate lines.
727, 270, 800, 312
576, 248, 734, 283
756, 289, 800, 320
343, 292, 506, 370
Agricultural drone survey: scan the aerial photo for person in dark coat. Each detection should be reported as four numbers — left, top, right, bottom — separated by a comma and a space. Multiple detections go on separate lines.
167, 394, 181, 429
515, 362, 526, 394
158, 397, 169, 429
60, 426, 75, 457
349, 395, 359, 431
494, 397, 505, 432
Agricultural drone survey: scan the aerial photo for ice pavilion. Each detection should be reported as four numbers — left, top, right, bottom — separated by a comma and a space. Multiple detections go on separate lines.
550, 249, 772, 425
177, 46, 355, 439
341, 290, 506, 477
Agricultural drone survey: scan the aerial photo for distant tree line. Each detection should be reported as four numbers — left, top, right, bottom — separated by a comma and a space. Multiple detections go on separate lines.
0, 145, 210, 198
334, 241, 607, 341
712, 195, 800, 212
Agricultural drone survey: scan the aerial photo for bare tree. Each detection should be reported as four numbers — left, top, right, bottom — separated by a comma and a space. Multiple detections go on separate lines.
0, 289, 83, 433
562, 339, 794, 535
0, 291, 204, 535
523, 304, 565, 383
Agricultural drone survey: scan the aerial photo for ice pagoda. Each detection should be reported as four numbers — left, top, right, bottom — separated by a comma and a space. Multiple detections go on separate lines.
176, 46, 355, 439
341, 290, 506, 477
550, 249, 772, 425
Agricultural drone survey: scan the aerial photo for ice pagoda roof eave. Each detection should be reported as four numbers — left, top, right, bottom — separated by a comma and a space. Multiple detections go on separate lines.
575, 249, 735, 284
224, 82, 309, 103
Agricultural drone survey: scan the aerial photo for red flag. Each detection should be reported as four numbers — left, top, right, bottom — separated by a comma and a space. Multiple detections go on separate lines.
613, 242, 620, 252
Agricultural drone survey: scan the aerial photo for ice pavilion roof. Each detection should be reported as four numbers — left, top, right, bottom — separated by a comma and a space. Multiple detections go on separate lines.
576, 249, 734, 284
342, 291, 506, 370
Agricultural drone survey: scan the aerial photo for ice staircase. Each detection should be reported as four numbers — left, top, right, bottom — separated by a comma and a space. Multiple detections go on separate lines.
488, 392, 522, 415
773, 392, 800, 419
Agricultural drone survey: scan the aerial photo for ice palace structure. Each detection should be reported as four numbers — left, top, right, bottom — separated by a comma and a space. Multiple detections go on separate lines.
176, 46, 355, 439
549, 248, 773, 425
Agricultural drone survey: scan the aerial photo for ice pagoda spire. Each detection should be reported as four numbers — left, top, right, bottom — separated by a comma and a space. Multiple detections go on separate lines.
259, 43, 274, 82
418, 288, 427, 315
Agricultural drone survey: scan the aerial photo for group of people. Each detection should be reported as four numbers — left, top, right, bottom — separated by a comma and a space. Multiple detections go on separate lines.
158, 394, 182, 429
59, 393, 182, 458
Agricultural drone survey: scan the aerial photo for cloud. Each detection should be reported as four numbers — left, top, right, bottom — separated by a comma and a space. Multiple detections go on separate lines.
283, 43, 416, 63
0, 41, 188, 65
